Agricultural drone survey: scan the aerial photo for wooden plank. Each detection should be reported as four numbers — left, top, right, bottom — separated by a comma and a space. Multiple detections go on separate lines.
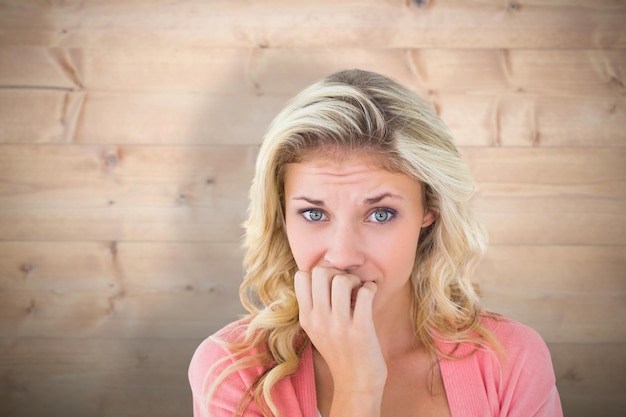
3, 90, 625, 147
0, 144, 253, 242
463, 147, 626, 190
0, 0, 624, 49
465, 147, 626, 245
0, 291, 245, 333
1, 386, 190, 417
1, 47, 624, 96
479, 245, 626, 340
1, 274, 619, 340
439, 94, 626, 147
0, 242, 623, 342
480, 284, 626, 343
549, 343, 626, 396
0, 241, 245, 338
0, 146, 624, 243
480, 211, 626, 246
0, 145, 256, 209
558, 394, 624, 417
0, 244, 245, 322
1, 146, 623, 207
0, 47, 413, 93
477, 246, 626, 294
406, 49, 626, 96
477, 246, 626, 343
549, 343, 626, 417
72, 91, 286, 146
0, 89, 84, 144
2, 243, 620, 298
0, 241, 244, 290
0, 47, 76, 89
0, 207, 247, 242
0, 337, 196, 417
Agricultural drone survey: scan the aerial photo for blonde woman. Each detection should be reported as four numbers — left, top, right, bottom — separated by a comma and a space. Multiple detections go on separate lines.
189, 69, 563, 417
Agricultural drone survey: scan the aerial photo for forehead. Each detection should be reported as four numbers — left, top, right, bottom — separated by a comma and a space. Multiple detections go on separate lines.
284, 151, 422, 196
286, 151, 385, 179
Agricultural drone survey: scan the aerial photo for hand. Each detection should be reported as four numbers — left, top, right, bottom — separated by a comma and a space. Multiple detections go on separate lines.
294, 266, 388, 395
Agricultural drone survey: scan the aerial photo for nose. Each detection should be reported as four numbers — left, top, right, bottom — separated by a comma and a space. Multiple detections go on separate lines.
323, 220, 365, 271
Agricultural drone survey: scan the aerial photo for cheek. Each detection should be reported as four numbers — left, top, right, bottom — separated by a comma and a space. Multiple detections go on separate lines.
285, 218, 316, 271
378, 230, 420, 277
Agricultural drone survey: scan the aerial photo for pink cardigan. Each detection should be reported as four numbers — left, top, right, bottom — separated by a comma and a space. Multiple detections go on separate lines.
189, 317, 562, 417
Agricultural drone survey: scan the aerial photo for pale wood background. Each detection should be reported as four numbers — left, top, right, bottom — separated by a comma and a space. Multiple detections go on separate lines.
0, 1, 625, 416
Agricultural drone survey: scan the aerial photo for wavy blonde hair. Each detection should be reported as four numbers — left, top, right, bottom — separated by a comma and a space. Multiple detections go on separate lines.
203, 69, 496, 416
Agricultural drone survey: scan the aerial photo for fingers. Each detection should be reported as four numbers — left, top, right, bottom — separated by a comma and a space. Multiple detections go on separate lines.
353, 281, 377, 325
311, 267, 334, 314
331, 273, 362, 319
295, 266, 370, 320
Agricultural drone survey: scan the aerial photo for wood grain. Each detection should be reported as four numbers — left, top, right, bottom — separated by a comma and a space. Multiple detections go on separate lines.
0, 338, 195, 417
0, 242, 623, 342
1, 47, 623, 96
1, 146, 624, 244
0, 0, 623, 49
1, 1, 624, 415
2, 89, 625, 147
0, 144, 256, 208
550, 343, 626, 417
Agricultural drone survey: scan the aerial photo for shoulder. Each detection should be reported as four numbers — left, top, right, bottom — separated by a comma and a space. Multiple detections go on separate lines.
439, 315, 562, 416
189, 320, 249, 373
479, 315, 562, 415
188, 319, 273, 416
471, 315, 555, 377
188, 319, 262, 396
482, 315, 552, 362
438, 314, 551, 364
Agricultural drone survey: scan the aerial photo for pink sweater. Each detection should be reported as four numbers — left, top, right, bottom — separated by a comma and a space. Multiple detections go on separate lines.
189, 317, 562, 417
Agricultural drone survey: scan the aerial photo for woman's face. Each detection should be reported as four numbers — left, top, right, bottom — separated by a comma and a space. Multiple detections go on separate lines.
284, 152, 435, 315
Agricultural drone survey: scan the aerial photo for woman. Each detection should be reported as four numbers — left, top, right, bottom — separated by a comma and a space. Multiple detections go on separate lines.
189, 69, 563, 417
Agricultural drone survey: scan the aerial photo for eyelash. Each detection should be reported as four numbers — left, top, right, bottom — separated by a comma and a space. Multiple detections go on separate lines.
298, 208, 328, 222
368, 208, 396, 224
298, 208, 397, 224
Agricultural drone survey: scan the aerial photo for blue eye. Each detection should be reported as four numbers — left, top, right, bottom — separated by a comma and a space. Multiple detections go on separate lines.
301, 209, 326, 222
369, 209, 395, 223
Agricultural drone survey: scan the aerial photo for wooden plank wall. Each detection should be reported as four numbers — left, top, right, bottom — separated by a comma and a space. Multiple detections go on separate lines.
0, 1, 625, 416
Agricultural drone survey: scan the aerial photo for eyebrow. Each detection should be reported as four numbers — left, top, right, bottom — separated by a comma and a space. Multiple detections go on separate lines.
291, 193, 402, 206
291, 196, 325, 206
364, 193, 402, 205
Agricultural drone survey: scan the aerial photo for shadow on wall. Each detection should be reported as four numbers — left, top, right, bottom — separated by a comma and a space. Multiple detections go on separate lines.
0, 2, 439, 415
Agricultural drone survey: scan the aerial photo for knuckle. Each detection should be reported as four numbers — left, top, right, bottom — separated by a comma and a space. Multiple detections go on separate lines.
311, 265, 325, 277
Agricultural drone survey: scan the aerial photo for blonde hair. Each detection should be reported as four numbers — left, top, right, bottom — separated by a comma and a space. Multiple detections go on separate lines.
203, 69, 495, 416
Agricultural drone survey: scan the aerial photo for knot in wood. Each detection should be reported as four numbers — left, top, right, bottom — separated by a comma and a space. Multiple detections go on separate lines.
508, 1, 521, 11
105, 153, 118, 167
110, 241, 118, 257
21, 262, 34, 275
